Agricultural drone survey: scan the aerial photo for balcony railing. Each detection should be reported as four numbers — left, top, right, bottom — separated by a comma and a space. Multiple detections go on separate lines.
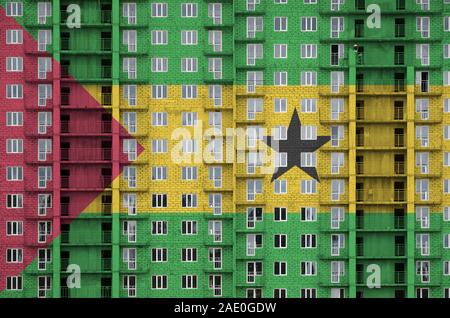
60, 121, 112, 134
102, 93, 112, 106
394, 216, 405, 229
356, 243, 364, 256
395, 24, 405, 37
101, 286, 112, 298
394, 79, 405, 92
101, 10, 112, 24
394, 162, 405, 174
61, 175, 112, 189
395, 134, 405, 147
101, 38, 112, 51
102, 258, 112, 271
356, 215, 405, 230
60, 230, 112, 244
60, 203, 112, 217
355, 189, 405, 203
394, 107, 404, 120
395, 271, 405, 284
395, 244, 405, 256
394, 52, 404, 65
356, 162, 364, 175
61, 148, 112, 161
356, 134, 364, 147
356, 108, 365, 120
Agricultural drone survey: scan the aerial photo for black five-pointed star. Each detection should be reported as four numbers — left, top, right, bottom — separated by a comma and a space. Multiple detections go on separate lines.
264, 108, 330, 182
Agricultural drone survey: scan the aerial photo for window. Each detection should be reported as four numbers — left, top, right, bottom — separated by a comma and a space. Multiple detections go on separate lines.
37, 2, 52, 24
416, 179, 429, 201
331, 261, 345, 283
122, 221, 137, 243
300, 180, 317, 194
300, 261, 317, 276
208, 30, 222, 52
123, 276, 136, 297
181, 275, 198, 289
152, 112, 168, 126
208, 220, 222, 242
6, 57, 23, 72
6, 139, 23, 153
416, 44, 429, 66
208, 3, 222, 25
181, 221, 197, 235
123, 2, 137, 24
6, 221, 23, 236
181, 139, 198, 153
274, 98, 287, 113
182, 112, 198, 126
37, 30, 51, 51
151, 248, 168, 262
331, 126, 344, 147
6, 248, 23, 263
181, 166, 198, 180
274, 180, 287, 194
274, 261, 287, 275
151, 275, 168, 289
152, 139, 168, 153
151, 30, 168, 45
151, 3, 168, 17
274, 207, 287, 221
416, 17, 430, 38
181, 3, 197, 17
301, 234, 317, 248
300, 44, 317, 59
445, 207, 450, 221
274, 44, 287, 58
274, 17, 288, 31
151, 166, 167, 181
416, 99, 429, 120
247, 179, 263, 201
6, 84, 23, 99
7, 194, 23, 208
38, 112, 52, 134
300, 17, 317, 31
331, 207, 345, 229
152, 194, 168, 208
6, 112, 23, 126
416, 261, 430, 283
181, 58, 198, 72
122, 248, 137, 270
247, 98, 263, 120
301, 125, 317, 140
209, 85, 222, 107
300, 207, 317, 221
275, 152, 287, 167
123, 58, 136, 79
300, 71, 317, 86
274, 71, 288, 86
181, 85, 197, 99
181, 30, 198, 45
6, 2, 23, 16
300, 152, 316, 167
6, 276, 22, 291
208, 166, 222, 188
123, 112, 136, 134
247, 17, 263, 38
331, 179, 345, 201
181, 193, 197, 208
181, 248, 197, 262
247, 44, 263, 65
123, 193, 137, 215
331, 98, 344, 120
38, 167, 52, 189
151, 58, 168, 73
38, 84, 52, 106
330, 17, 344, 38
247, 71, 263, 92
331, 234, 345, 256
208, 193, 222, 215
123, 30, 137, 52
331, 71, 344, 93
331, 152, 344, 174
151, 221, 168, 235
152, 85, 167, 99
6, 30, 23, 44
208, 58, 222, 79
416, 126, 429, 146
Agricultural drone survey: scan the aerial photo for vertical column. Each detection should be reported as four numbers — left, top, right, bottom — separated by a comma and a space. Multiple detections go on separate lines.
111, 0, 121, 298
52, 0, 61, 298
231, 0, 237, 298
348, 50, 357, 298
406, 66, 415, 298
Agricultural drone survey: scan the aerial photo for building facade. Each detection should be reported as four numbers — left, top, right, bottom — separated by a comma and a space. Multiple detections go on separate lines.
1, 0, 450, 298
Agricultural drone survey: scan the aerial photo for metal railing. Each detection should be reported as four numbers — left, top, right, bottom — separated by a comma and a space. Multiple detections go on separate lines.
60, 148, 112, 161
60, 121, 112, 134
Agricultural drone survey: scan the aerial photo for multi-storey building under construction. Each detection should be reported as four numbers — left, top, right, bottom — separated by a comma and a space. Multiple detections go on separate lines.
1, 0, 450, 298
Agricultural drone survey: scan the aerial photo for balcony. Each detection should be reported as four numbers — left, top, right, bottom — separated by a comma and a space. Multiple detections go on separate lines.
61, 175, 112, 189
60, 121, 112, 135
394, 162, 405, 174
61, 203, 111, 217
356, 189, 405, 204
61, 148, 112, 162
356, 215, 405, 231
60, 231, 112, 245
356, 244, 405, 258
